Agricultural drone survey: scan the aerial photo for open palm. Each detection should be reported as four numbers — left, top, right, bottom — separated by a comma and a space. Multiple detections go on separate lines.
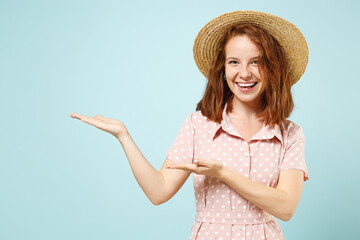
69, 113, 128, 140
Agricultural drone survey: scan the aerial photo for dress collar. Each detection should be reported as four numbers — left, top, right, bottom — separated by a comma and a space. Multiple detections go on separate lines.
209, 103, 283, 144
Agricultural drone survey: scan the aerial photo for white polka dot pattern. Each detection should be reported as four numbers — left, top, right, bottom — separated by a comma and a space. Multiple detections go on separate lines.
280, 126, 308, 181
165, 104, 309, 239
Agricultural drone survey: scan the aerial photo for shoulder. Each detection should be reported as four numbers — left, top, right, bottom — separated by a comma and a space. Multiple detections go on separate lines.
185, 110, 216, 127
279, 120, 305, 144
186, 110, 210, 122
281, 119, 302, 133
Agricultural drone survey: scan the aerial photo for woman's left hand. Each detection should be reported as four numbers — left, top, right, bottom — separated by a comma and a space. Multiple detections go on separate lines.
166, 158, 227, 180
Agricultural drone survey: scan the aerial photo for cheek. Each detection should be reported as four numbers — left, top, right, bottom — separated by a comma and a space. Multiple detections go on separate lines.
225, 67, 237, 77
253, 68, 262, 78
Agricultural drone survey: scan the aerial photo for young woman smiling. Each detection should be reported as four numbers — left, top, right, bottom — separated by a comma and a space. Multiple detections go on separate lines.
70, 10, 309, 240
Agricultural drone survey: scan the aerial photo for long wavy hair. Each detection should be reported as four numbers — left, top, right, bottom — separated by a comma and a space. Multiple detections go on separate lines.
196, 24, 293, 127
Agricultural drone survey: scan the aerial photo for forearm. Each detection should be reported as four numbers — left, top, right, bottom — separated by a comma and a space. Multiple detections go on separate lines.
218, 167, 291, 221
117, 132, 164, 205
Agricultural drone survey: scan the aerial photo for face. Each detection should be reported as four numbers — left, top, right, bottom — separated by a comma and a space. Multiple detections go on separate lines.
224, 35, 265, 109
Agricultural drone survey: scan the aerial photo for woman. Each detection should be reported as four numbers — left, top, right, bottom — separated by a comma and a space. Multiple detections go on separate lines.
70, 10, 309, 240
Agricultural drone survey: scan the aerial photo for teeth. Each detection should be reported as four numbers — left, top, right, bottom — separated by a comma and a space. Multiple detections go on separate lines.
237, 82, 256, 87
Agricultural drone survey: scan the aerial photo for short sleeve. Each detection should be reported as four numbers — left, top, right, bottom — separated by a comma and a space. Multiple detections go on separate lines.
165, 113, 195, 164
280, 126, 309, 181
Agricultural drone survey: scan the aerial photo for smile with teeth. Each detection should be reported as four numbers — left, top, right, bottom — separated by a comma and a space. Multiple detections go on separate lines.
236, 82, 257, 88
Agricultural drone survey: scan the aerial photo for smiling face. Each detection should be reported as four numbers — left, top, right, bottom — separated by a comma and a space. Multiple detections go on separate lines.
224, 35, 265, 110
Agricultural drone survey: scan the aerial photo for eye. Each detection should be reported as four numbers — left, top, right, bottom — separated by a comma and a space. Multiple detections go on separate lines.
228, 60, 238, 64
251, 60, 258, 65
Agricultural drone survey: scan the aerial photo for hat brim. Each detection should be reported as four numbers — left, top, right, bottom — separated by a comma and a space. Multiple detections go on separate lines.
193, 10, 309, 85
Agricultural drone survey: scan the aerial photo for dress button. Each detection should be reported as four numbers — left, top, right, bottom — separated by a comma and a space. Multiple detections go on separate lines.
238, 226, 243, 230
244, 152, 249, 157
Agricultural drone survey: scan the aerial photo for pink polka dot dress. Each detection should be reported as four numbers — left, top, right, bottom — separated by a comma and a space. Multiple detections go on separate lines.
165, 104, 309, 240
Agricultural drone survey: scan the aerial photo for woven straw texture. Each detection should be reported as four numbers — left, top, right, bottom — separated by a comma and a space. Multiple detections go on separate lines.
193, 10, 309, 85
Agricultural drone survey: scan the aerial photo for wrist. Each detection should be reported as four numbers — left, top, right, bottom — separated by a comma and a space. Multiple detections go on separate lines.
117, 131, 131, 143
218, 166, 231, 182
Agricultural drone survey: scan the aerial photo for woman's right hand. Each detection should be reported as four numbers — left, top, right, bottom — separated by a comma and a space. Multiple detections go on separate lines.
69, 113, 129, 141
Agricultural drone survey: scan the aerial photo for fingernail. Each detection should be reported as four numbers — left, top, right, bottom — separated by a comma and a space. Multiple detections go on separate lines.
194, 159, 198, 164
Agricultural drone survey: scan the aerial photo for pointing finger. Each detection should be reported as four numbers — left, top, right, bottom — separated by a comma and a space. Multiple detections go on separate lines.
194, 158, 208, 166
170, 163, 197, 171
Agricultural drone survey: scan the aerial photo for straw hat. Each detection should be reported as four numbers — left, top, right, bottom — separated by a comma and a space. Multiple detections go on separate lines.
193, 10, 309, 85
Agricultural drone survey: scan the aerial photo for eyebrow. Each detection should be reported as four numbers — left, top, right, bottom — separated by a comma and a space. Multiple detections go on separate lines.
226, 56, 259, 61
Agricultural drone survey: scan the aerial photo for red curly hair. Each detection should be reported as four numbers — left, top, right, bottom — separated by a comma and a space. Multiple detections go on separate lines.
196, 24, 293, 127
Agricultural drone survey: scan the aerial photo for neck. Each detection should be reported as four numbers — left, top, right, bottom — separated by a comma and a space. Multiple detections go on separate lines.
229, 96, 263, 121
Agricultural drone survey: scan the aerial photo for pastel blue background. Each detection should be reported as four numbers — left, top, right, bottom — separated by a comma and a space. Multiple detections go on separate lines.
1, 0, 359, 239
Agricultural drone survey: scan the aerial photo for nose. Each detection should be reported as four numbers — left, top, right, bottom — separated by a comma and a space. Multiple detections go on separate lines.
238, 65, 252, 79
